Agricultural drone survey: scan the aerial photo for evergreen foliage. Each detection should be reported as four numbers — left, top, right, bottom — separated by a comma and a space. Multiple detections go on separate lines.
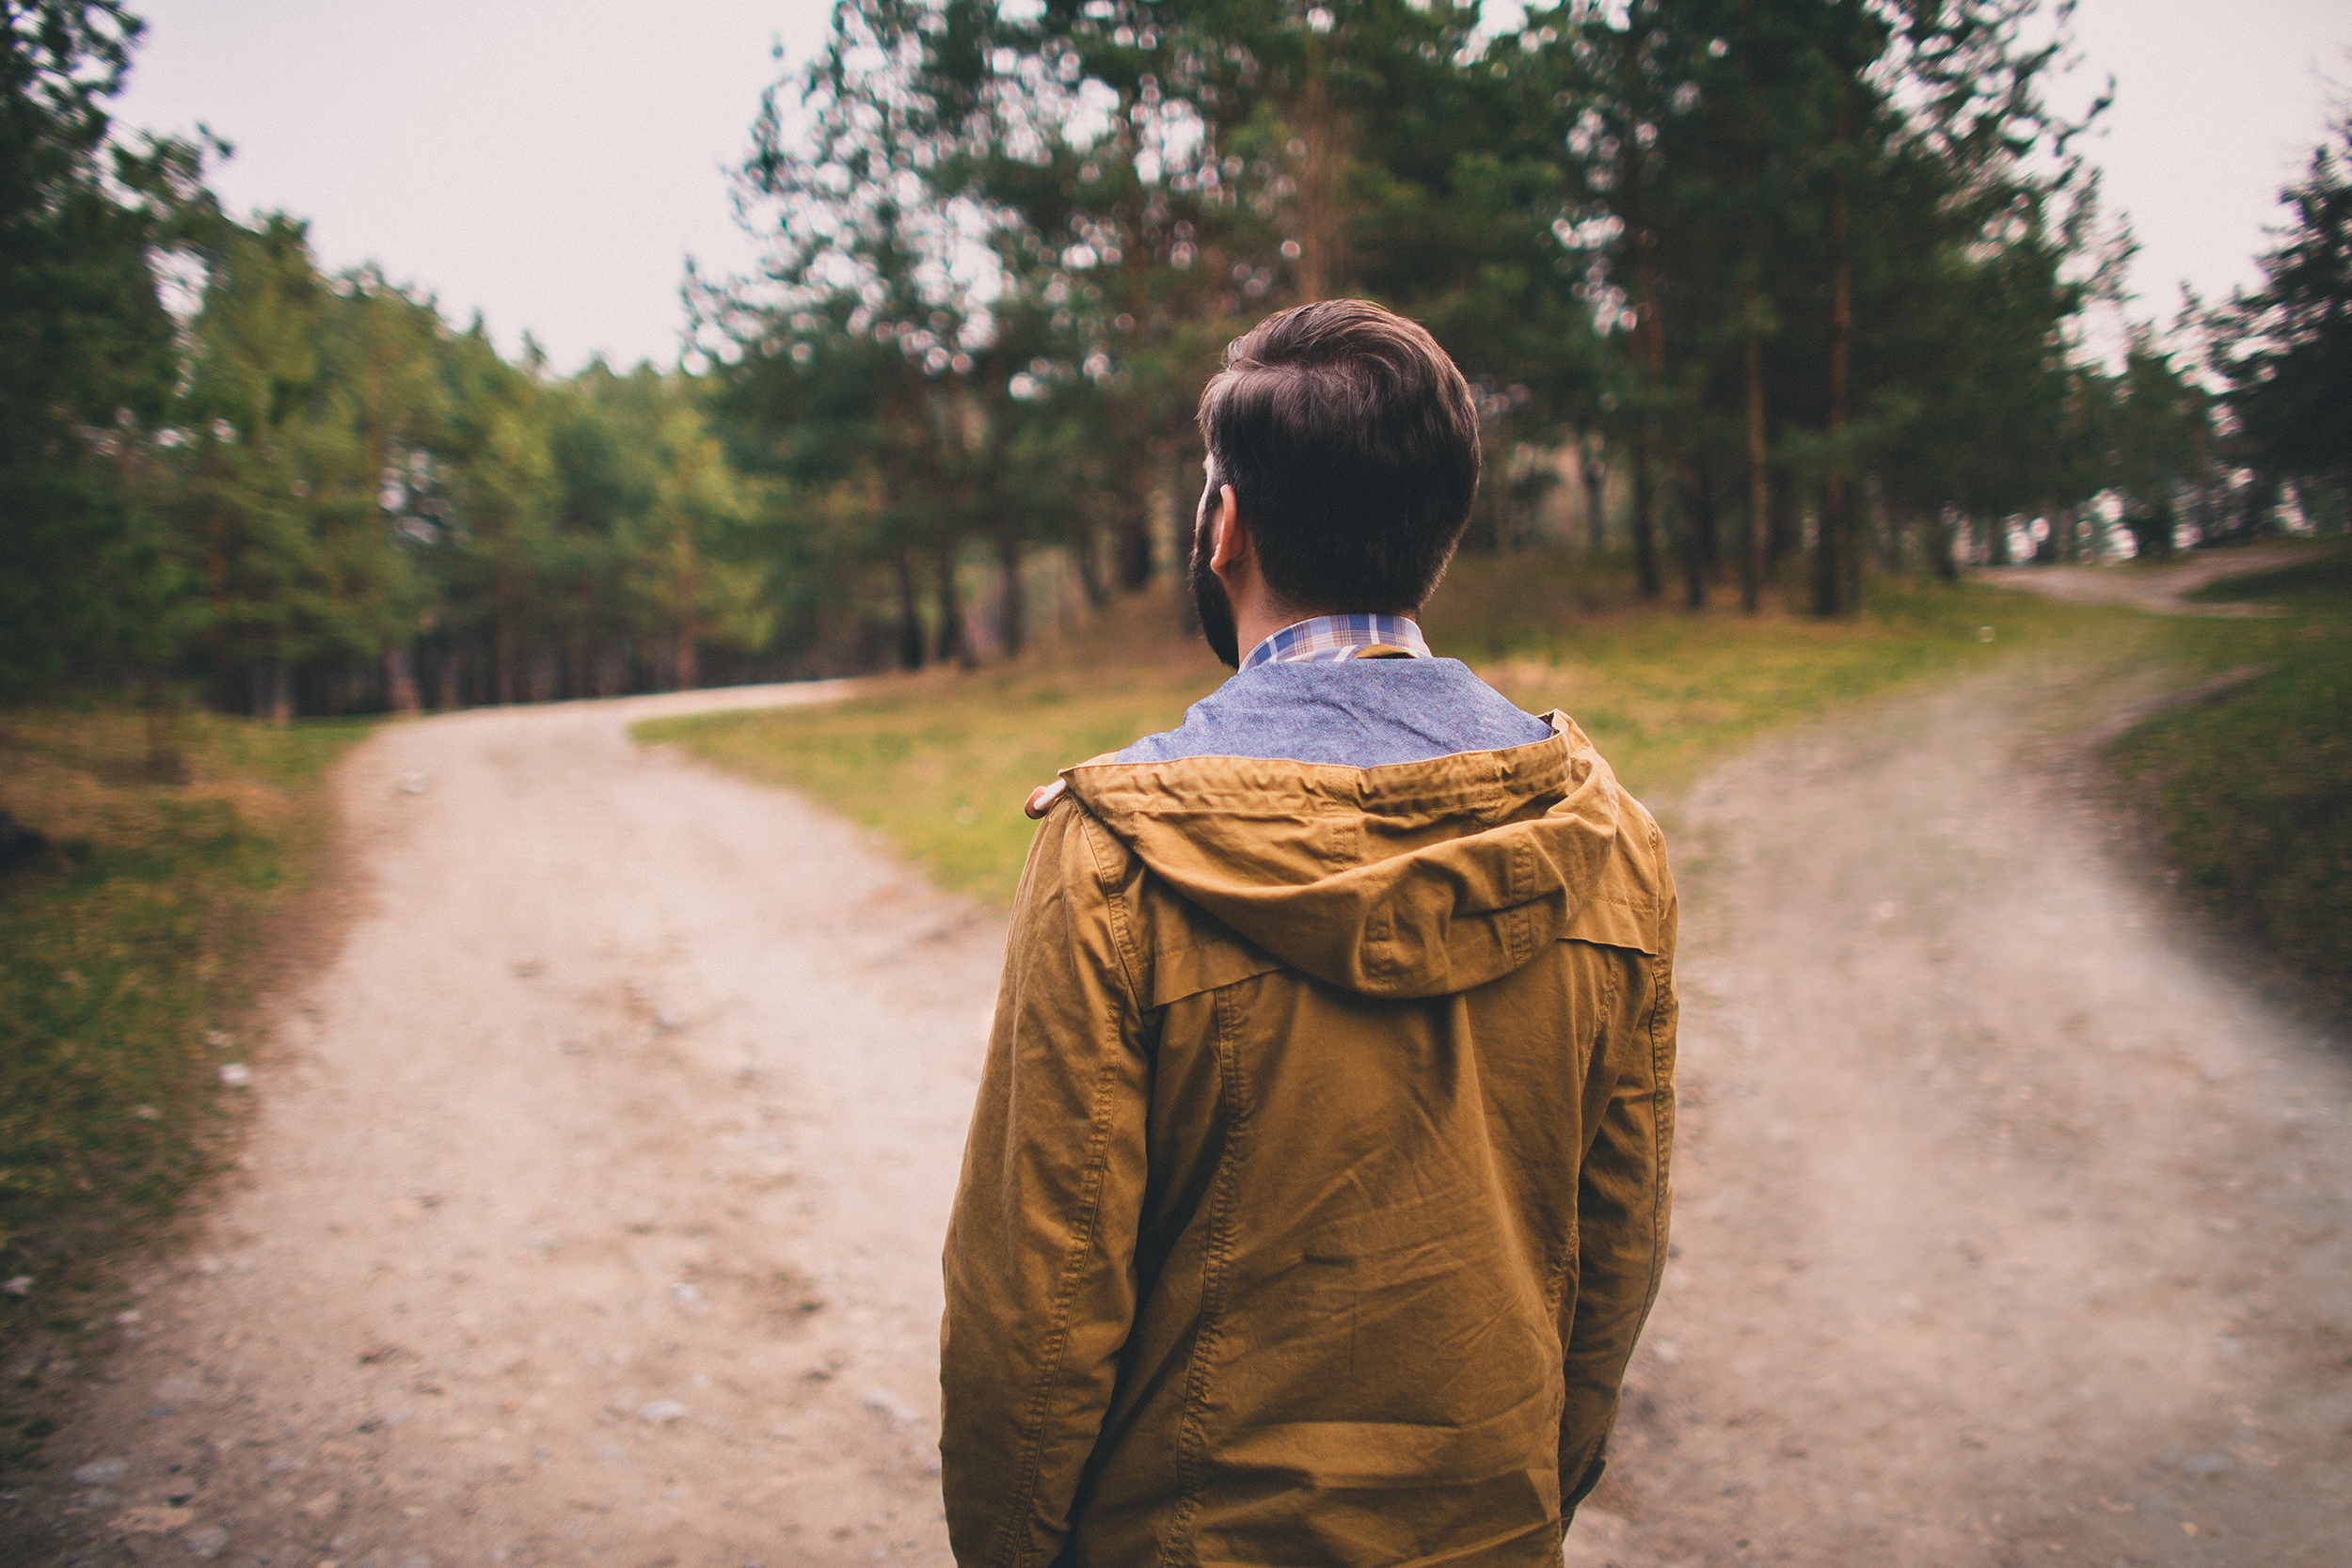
2207, 107, 2352, 535
2, 1, 2335, 715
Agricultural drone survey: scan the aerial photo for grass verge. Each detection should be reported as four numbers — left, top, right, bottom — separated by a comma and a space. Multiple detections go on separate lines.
2107, 546, 2352, 1016
0, 705, 367, 1466
640, 551, 2134, 906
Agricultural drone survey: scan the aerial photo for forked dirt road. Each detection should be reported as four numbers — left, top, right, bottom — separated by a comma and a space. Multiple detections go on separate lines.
1977, 539, 2336, 615
10, 631, 2351, 1565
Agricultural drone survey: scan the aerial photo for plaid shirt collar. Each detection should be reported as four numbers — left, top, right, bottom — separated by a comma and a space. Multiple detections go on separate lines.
1240, 612, 1434, 671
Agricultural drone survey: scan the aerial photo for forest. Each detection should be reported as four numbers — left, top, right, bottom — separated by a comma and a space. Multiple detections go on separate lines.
4, 0, 2346, 738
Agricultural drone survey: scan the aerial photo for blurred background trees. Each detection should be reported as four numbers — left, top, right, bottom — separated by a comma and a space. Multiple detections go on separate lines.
5, 0, 2345, 725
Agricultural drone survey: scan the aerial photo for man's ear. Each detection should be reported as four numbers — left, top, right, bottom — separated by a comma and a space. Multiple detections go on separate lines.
1208, 483, 1247, 575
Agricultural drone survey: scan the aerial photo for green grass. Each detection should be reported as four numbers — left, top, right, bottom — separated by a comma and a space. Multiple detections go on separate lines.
0, 705, 367, 1465
637, 616, 1231, 904
642, 551, 2135, 905
1427, 554, 2134, 800
2109, 545, 2352, 1014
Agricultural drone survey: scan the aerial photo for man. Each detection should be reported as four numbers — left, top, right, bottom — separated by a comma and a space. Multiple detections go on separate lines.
941, 300, 1677, 1568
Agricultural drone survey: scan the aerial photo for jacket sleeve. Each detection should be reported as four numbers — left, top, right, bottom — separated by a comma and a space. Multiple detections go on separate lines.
941, 802, 1154, 1568
1557, 867, 1678, 1525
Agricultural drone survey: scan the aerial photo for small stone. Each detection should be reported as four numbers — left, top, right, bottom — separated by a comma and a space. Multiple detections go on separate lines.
130, 1104, 161, 1121
72, 1458, 129, 1485
862, 1393, 918, 1426
2, 1275, 31, 1296
653, 1007, 685, 1032
218, 1063, 251, 1088
182, 1523, 229, 1559
670, 1282, 703, 1305
203, 1030, 230, 1048
638, 1399, 690, 1424
398, 774, 429, 795
113, 1504, 194, 1534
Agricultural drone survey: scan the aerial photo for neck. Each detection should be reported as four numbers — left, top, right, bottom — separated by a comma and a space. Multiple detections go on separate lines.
1232, 598, 1309, 666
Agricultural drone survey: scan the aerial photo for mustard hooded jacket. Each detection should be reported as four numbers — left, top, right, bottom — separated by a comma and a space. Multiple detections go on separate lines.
941, 710, 1677, 1568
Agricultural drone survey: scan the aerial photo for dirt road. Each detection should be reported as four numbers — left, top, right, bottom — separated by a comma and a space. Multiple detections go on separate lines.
1569, 654, 2352, 1567
13, 644, 2351, 1566
1976, 540, 2335, 614
11, 684, 1003, 1566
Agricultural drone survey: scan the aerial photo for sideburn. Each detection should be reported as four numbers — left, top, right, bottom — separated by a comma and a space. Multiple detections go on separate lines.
1188, 504, 1241, 669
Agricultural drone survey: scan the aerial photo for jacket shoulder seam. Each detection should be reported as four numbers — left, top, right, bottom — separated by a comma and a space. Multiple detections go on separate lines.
984, 812, 1144, 1568
1075, 808, 1149, 1016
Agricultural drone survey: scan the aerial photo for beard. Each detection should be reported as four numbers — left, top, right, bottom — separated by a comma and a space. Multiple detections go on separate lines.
1188, 489, 1241, 669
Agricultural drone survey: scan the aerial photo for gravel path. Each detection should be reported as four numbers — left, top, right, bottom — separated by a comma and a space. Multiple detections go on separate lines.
1569, 652, 2352, 1567
1976, 540, 2335, 615
12, 644, 2349, 1567
10, 684, 1002, 1567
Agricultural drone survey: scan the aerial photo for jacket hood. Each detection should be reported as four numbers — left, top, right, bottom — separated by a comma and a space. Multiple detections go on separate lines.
1061, 712, 1660, 1000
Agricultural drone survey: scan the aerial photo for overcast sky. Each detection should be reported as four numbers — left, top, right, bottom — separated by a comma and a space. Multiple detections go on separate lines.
114, 1, 2350, 373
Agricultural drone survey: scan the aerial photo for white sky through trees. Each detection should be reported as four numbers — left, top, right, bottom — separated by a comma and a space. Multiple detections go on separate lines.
115, 0, 2350, 373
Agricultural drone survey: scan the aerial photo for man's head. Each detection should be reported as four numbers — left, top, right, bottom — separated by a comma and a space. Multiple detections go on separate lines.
1189, 299, 1481, 664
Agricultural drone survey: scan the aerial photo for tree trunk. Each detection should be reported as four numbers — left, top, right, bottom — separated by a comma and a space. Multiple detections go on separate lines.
1113, 467, 1154, 591
495, 551, 517, 704
997, 527, 1025, 660
932, 535, 964, 666
1814, 112, 1854, 618
894, 546, 925, 671
2239, 475, 2278, 541
1681, 455, 1712, 612
1743, 327, 1768, 612
1767, 457, 1799, 572
1295, 32, 1341, 304
1581, 439, 1609, 559
1631, 436, 1661, 599
1072, 523, 1109, 611
1738, 9, 1768, 614
1930, 506, 1960, 580
673, 530, 700, 691
1628, 114, 1664, 602
385, 645, 421, 713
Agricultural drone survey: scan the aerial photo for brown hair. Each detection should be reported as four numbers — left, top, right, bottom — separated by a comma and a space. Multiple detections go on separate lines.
1197, 299, 1481, 613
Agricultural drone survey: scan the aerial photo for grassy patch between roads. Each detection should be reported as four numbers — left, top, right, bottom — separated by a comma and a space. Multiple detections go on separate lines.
641, 550, 2126, 906
2108, 547, 2352, 1015
0, 706, 365, 1465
